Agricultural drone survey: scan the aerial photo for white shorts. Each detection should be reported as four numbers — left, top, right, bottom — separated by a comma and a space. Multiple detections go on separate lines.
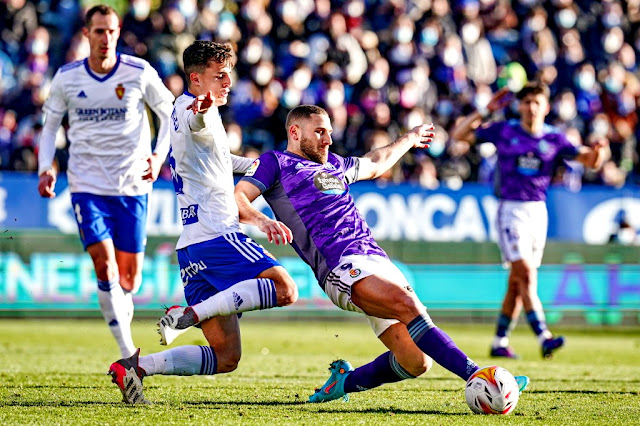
496, 200, 548, 268
323, 254, 407, 337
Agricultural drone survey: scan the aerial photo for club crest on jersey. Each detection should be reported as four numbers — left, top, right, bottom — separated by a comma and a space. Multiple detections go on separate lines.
313, 171, 346, 195
245, 159, 260, 177
115, 83, 125, 100
349, 268, 361, 278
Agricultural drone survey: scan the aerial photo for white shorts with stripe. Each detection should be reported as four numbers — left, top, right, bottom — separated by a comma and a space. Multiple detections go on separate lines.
323, 254, 406, 336
496, 200, 548, 268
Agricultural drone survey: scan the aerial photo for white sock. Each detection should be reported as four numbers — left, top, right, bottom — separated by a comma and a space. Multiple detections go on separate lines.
192, 278, 277, 321
139, 346, 216, 376
492, 336, 509, 348
537, 330, 553, 344
122, 290, 134, 323
97, 278, 136, 358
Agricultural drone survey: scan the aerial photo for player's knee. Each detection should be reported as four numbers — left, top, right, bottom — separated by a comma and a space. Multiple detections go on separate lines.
276, 276, 298, 307
401, 354, 432, 377
119, 274, 142, 293
94, 260, 119, 282
215, 349, 241, 373
389, 294, 423, 322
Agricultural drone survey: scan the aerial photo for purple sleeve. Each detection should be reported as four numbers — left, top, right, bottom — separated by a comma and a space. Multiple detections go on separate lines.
240, 151, 279, 193
555, 134, 581, 160
342, 156, 360, 184
475, 121, 506, 145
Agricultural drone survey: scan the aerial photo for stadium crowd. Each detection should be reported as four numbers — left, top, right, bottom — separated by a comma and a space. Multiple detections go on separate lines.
1, 0, 639, 189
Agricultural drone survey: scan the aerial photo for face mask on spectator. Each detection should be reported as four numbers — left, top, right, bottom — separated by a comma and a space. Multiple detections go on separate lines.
394, 26, 414, 44
556, 100, 576, 121
525, 16, 546, 32
604, 76, 623, 94
461, 23, 480, 44
282, 88, 302, 108
421, 27, 439, 47
428, 138, 445, 157
252, 65, 273, 86
603, 29, 623, 54
292, 68, 312, 90
443, 47, 462, 66
29, 39, 48, 55
473, 92, 491, 110
555, 9, 576, 29
132, 1, 150, 19
592, 118, 610, 136
324, 88, 345, 108
436, 100, 453, 118
575, 71, 595, 91
178, 0, 197, 19
368, 70, 387, 89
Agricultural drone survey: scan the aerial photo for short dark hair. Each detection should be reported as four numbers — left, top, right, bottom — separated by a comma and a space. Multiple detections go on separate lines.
285, 105, 328, 130
516, 82, 550, 101
85, 5, 118, 27
183, 41, 235, 77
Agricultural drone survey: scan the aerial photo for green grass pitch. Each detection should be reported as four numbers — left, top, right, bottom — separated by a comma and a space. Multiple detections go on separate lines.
0, 318, 638, 425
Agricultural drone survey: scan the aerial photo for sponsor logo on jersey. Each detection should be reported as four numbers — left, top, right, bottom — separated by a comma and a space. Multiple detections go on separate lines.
349, 268, 361, 278
77, 90, 87, 98
171, 107, 179, 131
180, 260, 207, 285
516, 153, 541, 176
75, 108, 127, 122
115, 83, 125, 100
245, 159, 260, 177
181, 204, 199, 225
313, 172, 346, 195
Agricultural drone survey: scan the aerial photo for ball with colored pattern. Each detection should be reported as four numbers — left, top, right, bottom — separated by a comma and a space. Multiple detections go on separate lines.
465, 366, 519, 414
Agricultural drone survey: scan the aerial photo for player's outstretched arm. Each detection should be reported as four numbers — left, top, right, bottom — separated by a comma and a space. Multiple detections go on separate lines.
450, 88, 511, 142
357, 124, 434, 181
235, 181, 293, 245
186, 91, 215, 133
576, 138, 609, 169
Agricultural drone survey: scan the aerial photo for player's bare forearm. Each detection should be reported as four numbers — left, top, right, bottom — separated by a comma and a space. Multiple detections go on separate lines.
450, 112, 483, 142
234, 182, 293, 245
577, 141, 608, 169
360, 124, 434, 180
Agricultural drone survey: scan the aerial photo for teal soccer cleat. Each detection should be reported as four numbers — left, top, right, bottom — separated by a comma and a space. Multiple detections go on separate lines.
308, 360, 354, 403
514, 375, 530, 395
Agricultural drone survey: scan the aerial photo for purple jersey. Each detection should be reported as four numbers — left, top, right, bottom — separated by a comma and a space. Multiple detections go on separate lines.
476, 120, 580, 201
241, 150, 387, 285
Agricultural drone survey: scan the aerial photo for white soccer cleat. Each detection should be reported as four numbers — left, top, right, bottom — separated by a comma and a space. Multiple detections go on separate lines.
108, 348, 150, 405
157, 305, 197, 346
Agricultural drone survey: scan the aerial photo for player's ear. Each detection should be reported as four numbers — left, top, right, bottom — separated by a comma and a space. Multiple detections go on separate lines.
82, 26, 89, 38
288, 124, 300, 141
189, 72, 200, 87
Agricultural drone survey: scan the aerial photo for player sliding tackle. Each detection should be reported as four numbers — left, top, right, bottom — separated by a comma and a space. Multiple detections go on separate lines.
107, 41, 297, 404
232, 105, 529, 402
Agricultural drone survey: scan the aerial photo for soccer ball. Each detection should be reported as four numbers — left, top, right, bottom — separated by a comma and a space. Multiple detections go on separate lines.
497, 62, 528, 93
465, 366, 519, 414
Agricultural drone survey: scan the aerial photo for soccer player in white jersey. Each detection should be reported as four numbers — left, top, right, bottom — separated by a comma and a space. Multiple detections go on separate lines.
107, 41, 297, 405
37, 5, 174, 359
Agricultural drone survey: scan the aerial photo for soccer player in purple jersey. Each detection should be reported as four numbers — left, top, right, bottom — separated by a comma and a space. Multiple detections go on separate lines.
451, 83, 607, 359
233, 105, 529, 403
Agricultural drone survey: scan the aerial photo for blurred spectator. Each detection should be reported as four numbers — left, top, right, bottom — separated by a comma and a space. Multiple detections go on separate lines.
0, 0, 636, 187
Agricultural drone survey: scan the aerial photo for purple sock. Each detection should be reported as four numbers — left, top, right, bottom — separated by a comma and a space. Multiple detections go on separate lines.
343, 351, 414, 393
408, 314, 478, 381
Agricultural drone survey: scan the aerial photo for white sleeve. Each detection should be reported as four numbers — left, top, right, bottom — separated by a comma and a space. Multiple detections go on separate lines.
188, 112, 207, 133
39, 72, 67, 175
142, 63, 175, 161
38, 109, 64, 175
231, 154, 255, 173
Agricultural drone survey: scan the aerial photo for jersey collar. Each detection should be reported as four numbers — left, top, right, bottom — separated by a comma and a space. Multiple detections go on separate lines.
84, 54, 121, 82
